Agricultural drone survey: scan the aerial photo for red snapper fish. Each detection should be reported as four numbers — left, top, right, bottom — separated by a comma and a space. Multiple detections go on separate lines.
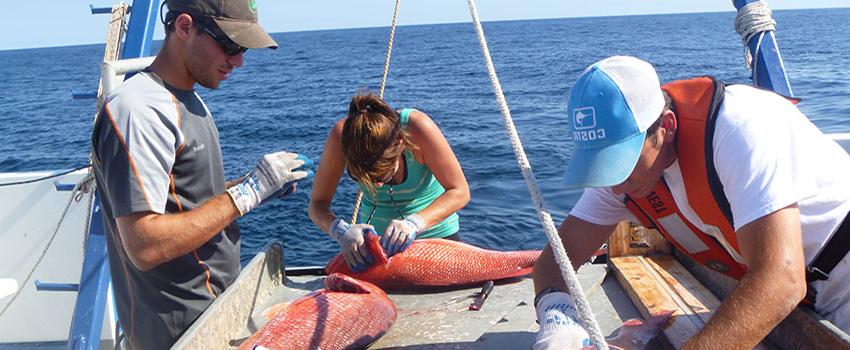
325, 231, 541, 290
237, 273, 397, 350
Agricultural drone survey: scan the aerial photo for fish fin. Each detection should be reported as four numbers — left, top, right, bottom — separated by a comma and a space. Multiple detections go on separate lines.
364, 230, 389, 265
325, 273, 373, 294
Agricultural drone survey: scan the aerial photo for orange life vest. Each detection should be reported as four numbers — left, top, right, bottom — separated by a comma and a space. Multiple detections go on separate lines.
624, 76, 748, 279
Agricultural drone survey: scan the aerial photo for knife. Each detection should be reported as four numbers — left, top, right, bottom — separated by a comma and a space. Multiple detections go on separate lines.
468, 280, 495, 311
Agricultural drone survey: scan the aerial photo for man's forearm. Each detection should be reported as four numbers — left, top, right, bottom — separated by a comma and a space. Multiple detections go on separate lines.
532, 217, 616, 294
684, 265, 805, 349
119, 193, 241, 271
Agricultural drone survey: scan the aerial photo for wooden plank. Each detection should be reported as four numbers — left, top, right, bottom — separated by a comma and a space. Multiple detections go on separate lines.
96, 2, 129, 113
608, 222, 671, 258
610, 256, 697, 348
610, 256, 771, 349
644, 256, 718, 325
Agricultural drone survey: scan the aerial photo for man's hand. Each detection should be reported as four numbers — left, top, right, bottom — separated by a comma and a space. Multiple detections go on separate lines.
382, 214, 425, 257
533, 291, 591, 350
329, 218, 375, 272
227, 152, 313, 215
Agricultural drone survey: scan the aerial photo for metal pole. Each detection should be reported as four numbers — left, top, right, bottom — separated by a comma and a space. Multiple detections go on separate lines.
732, 0, 793, 96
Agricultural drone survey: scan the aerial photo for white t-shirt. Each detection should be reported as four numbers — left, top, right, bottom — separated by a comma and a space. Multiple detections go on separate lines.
570, 84, 850, 330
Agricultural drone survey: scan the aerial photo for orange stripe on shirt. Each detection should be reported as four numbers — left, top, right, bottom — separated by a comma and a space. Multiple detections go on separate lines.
169, 174, 184, 212
193, 251, 217, 298
103, 104, 155, 212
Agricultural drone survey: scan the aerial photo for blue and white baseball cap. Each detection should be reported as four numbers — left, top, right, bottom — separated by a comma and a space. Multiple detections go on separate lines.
562, 56, 665, 189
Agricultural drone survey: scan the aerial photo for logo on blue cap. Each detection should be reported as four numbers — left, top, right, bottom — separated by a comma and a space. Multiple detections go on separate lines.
573, 107, 596, 130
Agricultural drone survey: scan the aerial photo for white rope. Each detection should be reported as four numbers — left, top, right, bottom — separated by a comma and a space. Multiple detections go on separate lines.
734, 1, 776, 72
378, 0, 401, 99
465, 1, 607, 348
351, 0, 402, 224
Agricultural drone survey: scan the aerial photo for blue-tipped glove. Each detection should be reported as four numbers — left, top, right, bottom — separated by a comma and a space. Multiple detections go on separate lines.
532, 291, 590, 350
329, 218, 375, 272
382, 214, 425, 257
227, 152, 314, 216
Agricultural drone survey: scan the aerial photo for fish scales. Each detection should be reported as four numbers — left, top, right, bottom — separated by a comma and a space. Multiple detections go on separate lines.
238, 273, 397, 350
326, 232, 541, 290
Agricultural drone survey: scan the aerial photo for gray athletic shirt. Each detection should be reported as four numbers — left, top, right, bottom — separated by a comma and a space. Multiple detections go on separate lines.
91, 70, 239, 350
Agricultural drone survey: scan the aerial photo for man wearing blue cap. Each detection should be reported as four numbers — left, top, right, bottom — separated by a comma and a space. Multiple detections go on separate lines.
532, 56, 850, 349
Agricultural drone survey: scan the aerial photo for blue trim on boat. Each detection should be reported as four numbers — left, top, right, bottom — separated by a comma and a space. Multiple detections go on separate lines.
733, 0, 793, 96
35, 280, 79, 292
68, 198, 111, 350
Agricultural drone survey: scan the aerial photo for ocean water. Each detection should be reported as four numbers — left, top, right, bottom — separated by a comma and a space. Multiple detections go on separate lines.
1, 9, 848, 266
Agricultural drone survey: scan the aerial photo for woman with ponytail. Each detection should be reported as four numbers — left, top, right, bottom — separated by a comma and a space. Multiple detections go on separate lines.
309, 92, 470, 271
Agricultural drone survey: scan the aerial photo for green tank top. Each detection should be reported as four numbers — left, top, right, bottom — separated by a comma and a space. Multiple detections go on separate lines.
357, 108, 460, 238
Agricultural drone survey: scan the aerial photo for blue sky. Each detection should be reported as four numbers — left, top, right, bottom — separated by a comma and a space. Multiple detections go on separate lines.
1, 0, 846, 50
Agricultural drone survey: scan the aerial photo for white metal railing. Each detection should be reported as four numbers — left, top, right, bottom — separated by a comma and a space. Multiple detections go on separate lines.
100, 56, 156, 96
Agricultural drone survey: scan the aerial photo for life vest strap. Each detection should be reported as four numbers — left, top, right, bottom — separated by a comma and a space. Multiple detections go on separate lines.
807, 210, 850, 282
803, 210, 850, 306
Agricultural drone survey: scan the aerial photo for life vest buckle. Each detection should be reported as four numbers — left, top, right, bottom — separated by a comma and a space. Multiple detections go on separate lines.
806, 266, 830, 282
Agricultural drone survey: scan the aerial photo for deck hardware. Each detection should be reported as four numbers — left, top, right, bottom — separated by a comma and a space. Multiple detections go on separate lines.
35, 280, 80, 292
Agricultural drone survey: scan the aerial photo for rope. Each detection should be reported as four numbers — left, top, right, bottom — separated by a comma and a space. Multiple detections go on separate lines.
351, 0, 401, 224
465, 1, 607, 349
378, 0, 401, 99
0, 164, 92, 187
0, 176, 94, 318
734, 0, 776, 76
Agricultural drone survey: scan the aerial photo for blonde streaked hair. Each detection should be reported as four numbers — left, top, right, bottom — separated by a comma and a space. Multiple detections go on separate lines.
341, 92, 417, 194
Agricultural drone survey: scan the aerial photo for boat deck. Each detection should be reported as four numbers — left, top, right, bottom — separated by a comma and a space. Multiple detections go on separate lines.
172, 240, 850, 349
252, 265, 639, 349
173, 243, 646, 349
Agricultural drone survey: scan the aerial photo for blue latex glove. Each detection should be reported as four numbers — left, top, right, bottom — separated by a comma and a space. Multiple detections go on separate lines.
329, 218, 375, 272
382, 214, 425, 257
227, 152, 314, 215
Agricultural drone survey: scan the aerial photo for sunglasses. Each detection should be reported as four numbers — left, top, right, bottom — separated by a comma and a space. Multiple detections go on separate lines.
199, 23, 248, 56
365, 186, 407, 225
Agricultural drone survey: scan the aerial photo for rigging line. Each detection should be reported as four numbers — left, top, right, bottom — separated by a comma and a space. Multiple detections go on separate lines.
0, 164, 92, 187
464, 0, 608, 349
351, 0, 402, 224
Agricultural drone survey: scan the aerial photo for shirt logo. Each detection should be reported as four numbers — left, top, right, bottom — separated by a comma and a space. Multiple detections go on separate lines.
193, 143, 206, 153
573, 107, 596, 130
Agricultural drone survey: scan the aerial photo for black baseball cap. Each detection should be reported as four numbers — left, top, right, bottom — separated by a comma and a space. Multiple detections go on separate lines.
166, 0, 278, 49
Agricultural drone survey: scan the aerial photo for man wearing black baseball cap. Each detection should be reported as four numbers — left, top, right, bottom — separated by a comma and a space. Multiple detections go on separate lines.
164, 0, 278, 51
91, 1, 314, 348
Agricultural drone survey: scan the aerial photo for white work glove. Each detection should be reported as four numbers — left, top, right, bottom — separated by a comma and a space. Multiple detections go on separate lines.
533, 291, 591, 350
382, 214, 425, 257
227, 152, 313, 216
329, 218, 375, 272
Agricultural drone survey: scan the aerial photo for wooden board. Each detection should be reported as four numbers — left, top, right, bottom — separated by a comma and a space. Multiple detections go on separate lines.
610, 255, 768, 349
